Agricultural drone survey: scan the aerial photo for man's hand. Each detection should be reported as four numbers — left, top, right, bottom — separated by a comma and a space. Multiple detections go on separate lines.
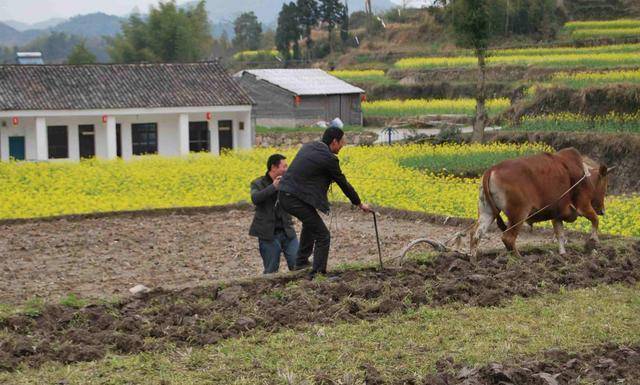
358, 203, 374, 213
273, 176, 282, 190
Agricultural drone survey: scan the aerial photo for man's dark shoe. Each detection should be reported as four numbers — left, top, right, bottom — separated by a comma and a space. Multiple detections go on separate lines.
306, 270, 333, 281
291, 261, 311, 271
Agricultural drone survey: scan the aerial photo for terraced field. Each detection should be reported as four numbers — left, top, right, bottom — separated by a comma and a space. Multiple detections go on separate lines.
362, 97, 510, 117
509, 113, 640, 134
564, 19, 640, 41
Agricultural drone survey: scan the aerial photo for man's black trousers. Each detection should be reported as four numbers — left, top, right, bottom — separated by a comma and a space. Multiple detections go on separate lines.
278, 192, 330, 274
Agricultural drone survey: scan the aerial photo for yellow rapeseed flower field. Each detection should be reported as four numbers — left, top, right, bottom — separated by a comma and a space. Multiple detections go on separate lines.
329, 70, 386, 81
329, 69, 395, 86
515, 112, 640, 133
232, 50, 279, 61
395, 52, 640, 70
494, 43, 640, 57
394, 42, 640, 70
362, 98, 510, 117
564, 19, 640, 31
0, 144, 637, 237
551, 69, 640, 87
563, 18, 640, 40
571, 28, 640, 40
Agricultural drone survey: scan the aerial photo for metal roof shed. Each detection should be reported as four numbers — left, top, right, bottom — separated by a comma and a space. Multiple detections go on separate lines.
235, 69, 365, 128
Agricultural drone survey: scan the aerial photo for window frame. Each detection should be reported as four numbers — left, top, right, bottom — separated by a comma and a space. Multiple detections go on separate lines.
47, 125, 69, 159
131, 123, 158, 155
189, 121, 210, 152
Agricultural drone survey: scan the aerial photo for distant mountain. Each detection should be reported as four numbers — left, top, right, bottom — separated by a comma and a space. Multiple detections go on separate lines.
0, 22, 43, 46
0, 13, 123, 48
2, 20, 31, 31
3, 18, 66, 31
52, 13, 123, 38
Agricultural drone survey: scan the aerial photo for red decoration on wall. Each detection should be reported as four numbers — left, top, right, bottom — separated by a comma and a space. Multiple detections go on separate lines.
360, 94, 367, 102
102, 115, 108, 123
206, 112, 212, 120
294, 95, 301, 106
11, 117, 19, 126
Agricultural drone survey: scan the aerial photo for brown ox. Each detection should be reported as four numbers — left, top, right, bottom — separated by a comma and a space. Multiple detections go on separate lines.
469, 147, 610, 259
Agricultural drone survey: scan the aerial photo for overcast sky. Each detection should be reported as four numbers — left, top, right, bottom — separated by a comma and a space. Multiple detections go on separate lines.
0, 0, 191, 23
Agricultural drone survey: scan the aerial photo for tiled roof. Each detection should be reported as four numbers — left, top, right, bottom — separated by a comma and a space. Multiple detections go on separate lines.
0, 61, 253, 111
235, 69, 365, 96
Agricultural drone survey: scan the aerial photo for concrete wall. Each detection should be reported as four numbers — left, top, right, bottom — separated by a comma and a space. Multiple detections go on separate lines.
255, 130, 378, 148
237, 74, 295, 126
292, 95, 362, 127
0, 109, 254, 162
1, 117, 38, 161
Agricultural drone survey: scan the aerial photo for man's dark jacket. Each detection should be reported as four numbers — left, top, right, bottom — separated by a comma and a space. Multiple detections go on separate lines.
249, 175, 296, 240
279, 141, 361, 214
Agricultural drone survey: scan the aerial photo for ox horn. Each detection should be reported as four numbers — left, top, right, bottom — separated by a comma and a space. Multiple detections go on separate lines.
607, 166, 617, 173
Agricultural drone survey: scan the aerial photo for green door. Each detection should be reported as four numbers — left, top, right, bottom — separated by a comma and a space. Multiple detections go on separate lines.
9, 136, 26, 160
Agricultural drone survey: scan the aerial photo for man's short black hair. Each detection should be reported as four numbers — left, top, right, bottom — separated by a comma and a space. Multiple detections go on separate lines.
322, 127, 344, 146
267, 153, 286, 172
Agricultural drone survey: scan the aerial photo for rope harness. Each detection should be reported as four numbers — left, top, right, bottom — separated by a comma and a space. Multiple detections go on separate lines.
330, 166, 596, 267
397, 168, 593, 263
325, 161, 613, 268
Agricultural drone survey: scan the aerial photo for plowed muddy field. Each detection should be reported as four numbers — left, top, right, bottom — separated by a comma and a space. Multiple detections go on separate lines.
366, 342, 640, 384
1, 234, 638, 370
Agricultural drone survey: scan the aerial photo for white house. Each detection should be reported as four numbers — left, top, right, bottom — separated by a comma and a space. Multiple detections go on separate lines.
0, 61, 254, 162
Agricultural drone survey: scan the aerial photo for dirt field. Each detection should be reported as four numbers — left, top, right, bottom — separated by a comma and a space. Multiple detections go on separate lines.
369, 343, 640, 385
0, 204, 557, 305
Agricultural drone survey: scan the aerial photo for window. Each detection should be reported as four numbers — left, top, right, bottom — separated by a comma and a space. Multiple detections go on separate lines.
239, 122, 245, 131
47, 126, 68, 159
189, 121, 209, 152
218, 120, 233, 150
78, 124, 95, 158
116, 124, 122, 157
131, 123, 158, 155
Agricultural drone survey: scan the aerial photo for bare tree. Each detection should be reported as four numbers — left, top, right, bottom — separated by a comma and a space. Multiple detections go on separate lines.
452, 0, 491, 142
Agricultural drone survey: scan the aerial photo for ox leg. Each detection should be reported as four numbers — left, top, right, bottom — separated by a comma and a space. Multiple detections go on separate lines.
578, 204, 600, 251
470, 190, 496, 262
501, 208, 527, 259
552, 219, 567, 255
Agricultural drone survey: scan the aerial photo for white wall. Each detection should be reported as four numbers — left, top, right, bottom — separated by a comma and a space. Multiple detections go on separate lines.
115, 113, 191, 158
45, 116, 102, 161
0, 108, 253, 162
108, 112, 243, 158
1, 118, 31, 161
0, 116, 98, 161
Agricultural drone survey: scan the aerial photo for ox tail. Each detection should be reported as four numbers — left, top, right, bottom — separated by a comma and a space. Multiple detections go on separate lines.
482, 170, 507, 231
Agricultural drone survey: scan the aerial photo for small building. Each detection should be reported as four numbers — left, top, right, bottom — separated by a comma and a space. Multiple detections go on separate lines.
16, 52, 44, 65
0, 61, 254, 162
235, 69, 365, 128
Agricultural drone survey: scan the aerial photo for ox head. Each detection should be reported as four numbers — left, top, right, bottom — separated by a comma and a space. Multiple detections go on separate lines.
590, 164, 611, 216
